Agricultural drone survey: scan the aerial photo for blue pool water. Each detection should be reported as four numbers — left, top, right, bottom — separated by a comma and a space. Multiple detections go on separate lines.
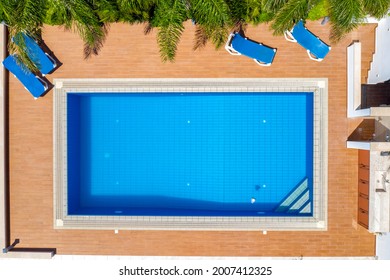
67, 92, 313, 216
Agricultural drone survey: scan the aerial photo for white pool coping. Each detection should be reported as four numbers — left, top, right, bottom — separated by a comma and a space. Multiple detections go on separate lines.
53, 78, 328, 231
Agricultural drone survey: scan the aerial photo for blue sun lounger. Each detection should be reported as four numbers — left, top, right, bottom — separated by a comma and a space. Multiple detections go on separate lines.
225, 33, 276, 66
13, 33, 57, 75
2, 55, 49, 99
284, 20, 331, 61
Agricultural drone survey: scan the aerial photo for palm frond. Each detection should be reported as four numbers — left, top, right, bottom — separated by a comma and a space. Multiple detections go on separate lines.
8, 33, 40, 72
5, 0, 46, 72
328, 0, 365, 42
80, 23, 108, 59
225, 0, 271, 25
46, 0, 108, 59
189, 0, 231, 51
153, 0, 187, 61
0, 12, 5, 24
44, 0, 69, 26
15, 0, 45, 31
307, 0, 329, 20
83, 22, 110, 58
116, 0, 155, 23
271, 0, 310, 35
209, 24, 230, 48
224, 0, 248, 23
262, 0, 289, 13
0, 1, 15, 25
190, 0, 232, 27
244, 0, 274, 24
117, 0, 155, 11
362, 0, 390, 19
91, 0, 120, 22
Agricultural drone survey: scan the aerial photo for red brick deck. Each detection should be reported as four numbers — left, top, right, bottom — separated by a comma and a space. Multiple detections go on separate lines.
8, 21, 376, 256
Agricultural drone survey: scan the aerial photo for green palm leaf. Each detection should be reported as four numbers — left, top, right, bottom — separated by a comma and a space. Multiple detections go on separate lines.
307, 0, 329, 20
225, 0, 272, 25
91, 0, 120, 23
328, 0, 365, 42
117, 0, 155, 11
245, 0, 274, 24
262, 0, 289, 13
5, 0, 45, 31
190, 0, 231, 51
3, 0, 45, 71
362, 0, 390, 19
190, 0, 232, 27
45, 0, 107, 58
271, 0, 311, 35
152, 0, 187, 61
116, 0, 155, 23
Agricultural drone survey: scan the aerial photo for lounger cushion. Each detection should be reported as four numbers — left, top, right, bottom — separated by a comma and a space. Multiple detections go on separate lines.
291, 21, 330, 60
2, 55, 47, 98
231, 33, 276, 64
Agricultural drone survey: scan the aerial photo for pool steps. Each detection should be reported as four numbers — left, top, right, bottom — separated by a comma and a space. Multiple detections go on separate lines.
275, 178, 310, 214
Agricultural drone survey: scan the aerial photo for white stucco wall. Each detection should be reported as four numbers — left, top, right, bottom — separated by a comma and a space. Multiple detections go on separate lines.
367, 17, 390, 84
376, 233, 390, 260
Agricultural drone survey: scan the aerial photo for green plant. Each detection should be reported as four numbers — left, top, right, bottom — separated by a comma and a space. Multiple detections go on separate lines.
151, 0, 188, 61
191, 0, 232, 49
307, 0, 328, 20
45, 0, 108, 58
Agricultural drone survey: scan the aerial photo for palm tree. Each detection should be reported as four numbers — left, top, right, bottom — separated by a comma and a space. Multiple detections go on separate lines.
191, 0, 232, 52
269, 0, 322, 35
148, 0, 188, 62
146, 0, 234, 62
44, 0, 109, 58
91, 0, 120, 23
116, 0, 155, 23
329, 0, 390, 42
0, 0, 46, 71
362, 0, 390, 18
238, 0, 274, 25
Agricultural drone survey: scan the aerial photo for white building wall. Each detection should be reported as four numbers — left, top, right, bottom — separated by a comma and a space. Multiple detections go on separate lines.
376, 233, 390, 260
368, 17, 390, 84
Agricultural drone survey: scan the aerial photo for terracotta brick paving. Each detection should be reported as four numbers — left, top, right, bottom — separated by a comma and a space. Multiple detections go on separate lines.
8, 21, 377, 256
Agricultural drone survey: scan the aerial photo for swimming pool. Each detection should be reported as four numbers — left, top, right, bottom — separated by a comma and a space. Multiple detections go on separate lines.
54, 79, 327, 230
67, 91, 313, 217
